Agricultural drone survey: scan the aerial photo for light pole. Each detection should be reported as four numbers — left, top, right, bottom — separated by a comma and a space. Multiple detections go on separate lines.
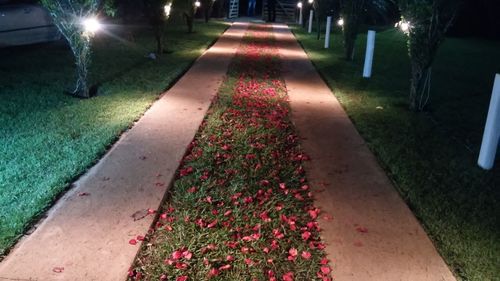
297, 2, 303, 25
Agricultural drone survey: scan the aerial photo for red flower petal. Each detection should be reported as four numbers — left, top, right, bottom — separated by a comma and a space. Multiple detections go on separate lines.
208, 267, 220, 277
172, 250, 183, 260
301, 251, 312, 259
129, 239, 137, 245
176, 276, 188, 281
52, 267, 64, 273
219, 264, 232, 271
282, 271, 294, 281
207, 219, 218, 228
301, 231, 311, 241
175, 262, 188, 270
321, 266, 331, 275
356, 226, 368, 233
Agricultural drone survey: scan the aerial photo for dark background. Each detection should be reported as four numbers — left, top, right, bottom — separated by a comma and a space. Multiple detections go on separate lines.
2, 0, 499, 39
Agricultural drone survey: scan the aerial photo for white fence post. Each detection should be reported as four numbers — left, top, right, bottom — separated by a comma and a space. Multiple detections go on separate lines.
362, 30, 376, 78
478, 74, 500, 169
324, 16, 332, 48
308, 10, 313, 33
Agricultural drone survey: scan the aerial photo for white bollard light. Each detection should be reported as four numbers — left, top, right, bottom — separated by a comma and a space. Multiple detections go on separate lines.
308, 10, 313, 33
324, 16, 332, 48
478, 73, 500, 169
298, 7, 303, 25
362, 30, 376, 78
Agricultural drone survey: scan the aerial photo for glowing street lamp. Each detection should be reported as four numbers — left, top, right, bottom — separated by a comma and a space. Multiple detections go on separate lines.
307, 0, 313, 4
337, 18, 344, 26
395, 20, 411, 33
297, 2, 303, 25
82, 17, 101, 36
164, 3, 172, 18
194, 0, 201, 8
400, 21, 410, 32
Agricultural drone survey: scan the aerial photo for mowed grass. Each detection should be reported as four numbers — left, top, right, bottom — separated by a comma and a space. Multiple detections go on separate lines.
293, 26, 500, 281
0, 20, 228, 255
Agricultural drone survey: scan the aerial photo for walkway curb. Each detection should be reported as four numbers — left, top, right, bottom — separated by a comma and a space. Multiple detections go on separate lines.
274, 24, 457, 281
0, 23, 248, 281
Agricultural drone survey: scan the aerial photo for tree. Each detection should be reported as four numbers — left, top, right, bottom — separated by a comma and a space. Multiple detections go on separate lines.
398, 0, 461, 111
143, 0, 172, 54
339, 0, 366, 60
40, 0, 101, 98
313, 0, 337, 40
339, 0, 393, 61
201, 0, 215, 23
173, 0, 198, 33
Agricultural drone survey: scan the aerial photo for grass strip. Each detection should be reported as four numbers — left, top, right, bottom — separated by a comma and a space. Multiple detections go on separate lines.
129, 24, 331, 281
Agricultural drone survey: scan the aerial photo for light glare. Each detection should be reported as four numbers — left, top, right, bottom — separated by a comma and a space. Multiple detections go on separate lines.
164, 3, 172, 17
337, 18, 344, 26
297, 2, 302, 8
400, 21, 410, 32
83, 18, 101, 34
194, 0, 201, 7
307, 0, 313, 4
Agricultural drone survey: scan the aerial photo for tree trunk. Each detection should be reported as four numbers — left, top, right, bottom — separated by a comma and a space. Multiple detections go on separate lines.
153, 22, 167, 54
72, 38, 91, 98
316, 14, 321, 40
185, 12, 194, 33
344, 33, 355, 60
409, 60, 431, 111
342, 14, 358, 61
341, 0, 365, 61
204, 3, 212, 23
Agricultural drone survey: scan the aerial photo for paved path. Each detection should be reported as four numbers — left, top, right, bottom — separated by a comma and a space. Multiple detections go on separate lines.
0, 23, 247, 281
274, 24, 456, 281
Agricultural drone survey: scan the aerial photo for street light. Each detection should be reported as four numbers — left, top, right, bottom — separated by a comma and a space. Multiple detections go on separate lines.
82, 17, 101, 35
395, 20, 411, 33
194, 0, 201, 8
337, 18, 344, 26
164, 3, 172, 18
297, 2, 303, 25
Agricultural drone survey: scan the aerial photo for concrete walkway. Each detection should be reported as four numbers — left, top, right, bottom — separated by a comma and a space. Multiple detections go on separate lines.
274, 24, 456, 281
0, 23, 247, 281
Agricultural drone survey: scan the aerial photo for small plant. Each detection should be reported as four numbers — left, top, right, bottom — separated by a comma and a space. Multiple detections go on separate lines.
41, 0, 101, 98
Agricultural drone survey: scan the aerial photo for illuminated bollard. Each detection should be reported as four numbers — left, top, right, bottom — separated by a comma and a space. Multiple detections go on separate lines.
324, 16, 332, 48
363, 30, 376, 78
298, 6, 303, 25
478, 74, 500, 169
308, 10, 313, 33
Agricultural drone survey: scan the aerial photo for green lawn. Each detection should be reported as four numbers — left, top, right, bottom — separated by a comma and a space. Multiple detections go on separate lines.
293, 26, 500, 281
0, 20, 229, 256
